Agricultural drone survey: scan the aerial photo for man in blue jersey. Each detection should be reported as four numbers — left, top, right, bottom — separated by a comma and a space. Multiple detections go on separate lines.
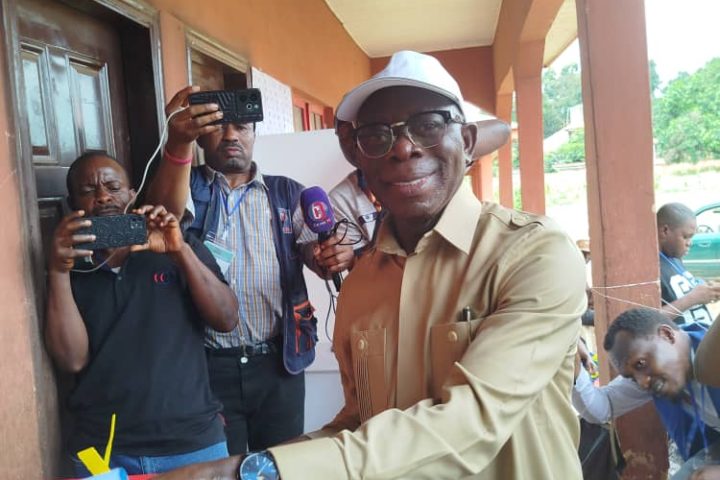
657, 203, 720, 325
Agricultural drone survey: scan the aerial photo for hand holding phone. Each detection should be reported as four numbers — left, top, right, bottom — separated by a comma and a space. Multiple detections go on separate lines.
164, 86, 224, 155
75, 214, 148, 251
130, 205, 184, 254
49, 211, 97, 273
188, 88, 263, 125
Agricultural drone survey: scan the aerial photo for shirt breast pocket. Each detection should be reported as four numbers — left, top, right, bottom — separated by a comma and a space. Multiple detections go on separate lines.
429, 318, 483, 400
350, 328, 388, 423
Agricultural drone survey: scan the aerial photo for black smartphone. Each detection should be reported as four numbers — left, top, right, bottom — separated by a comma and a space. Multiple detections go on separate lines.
76, 214, 148, 250
188, 88, 263, 125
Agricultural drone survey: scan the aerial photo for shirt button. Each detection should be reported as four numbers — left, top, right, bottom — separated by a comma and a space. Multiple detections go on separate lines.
447, 330, 458, 342
357, 339, 367, 351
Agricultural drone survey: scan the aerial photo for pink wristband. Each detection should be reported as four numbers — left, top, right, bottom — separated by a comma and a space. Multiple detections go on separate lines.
164, 149, 192, 165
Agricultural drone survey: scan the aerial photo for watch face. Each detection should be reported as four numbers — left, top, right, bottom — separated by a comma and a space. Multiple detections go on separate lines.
240, 452, 280, 480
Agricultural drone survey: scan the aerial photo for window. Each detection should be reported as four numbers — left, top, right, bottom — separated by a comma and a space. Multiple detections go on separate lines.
292, 93, 330, 132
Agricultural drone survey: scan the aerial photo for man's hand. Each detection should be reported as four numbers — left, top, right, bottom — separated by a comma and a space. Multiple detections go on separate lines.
691, 464, 720, 480
131, 205, 183, 254
165, 85, 223, 158
689, 283, 720, 306
155, 455, 244, 479
313, 234, 356, 276
49, 210, 95, 273
575, 338, 597, 380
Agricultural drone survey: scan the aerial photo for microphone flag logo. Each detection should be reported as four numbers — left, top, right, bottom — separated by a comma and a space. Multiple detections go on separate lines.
310, 201, 329, 222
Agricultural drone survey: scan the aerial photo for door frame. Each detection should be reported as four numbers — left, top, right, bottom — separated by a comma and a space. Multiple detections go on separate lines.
0, 0, 165, 474
185, 27, 249, 86
1, 0, 166, 279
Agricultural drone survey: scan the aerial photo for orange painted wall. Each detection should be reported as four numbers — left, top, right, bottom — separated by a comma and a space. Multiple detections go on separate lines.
370, 46, 496, 114
0, 30, 49, 479
148, 0, 370, 109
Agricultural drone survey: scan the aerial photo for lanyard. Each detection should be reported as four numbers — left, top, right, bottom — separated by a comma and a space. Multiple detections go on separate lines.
222, 185, 252, 217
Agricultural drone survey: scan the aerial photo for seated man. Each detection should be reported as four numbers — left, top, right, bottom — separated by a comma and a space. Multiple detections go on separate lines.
657, 202, 720, 324
572, 307, 720, 464
45, 153, 239, 475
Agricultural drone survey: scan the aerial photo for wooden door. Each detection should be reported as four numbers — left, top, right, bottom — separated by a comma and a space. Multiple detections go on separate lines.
17, 0, 131, 251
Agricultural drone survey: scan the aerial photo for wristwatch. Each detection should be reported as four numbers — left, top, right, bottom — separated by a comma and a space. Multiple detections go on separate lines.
238, 451, 280, 480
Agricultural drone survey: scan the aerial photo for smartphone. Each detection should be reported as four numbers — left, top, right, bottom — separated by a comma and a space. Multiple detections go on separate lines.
76, 214, 148, 250
188, 88, 263, 125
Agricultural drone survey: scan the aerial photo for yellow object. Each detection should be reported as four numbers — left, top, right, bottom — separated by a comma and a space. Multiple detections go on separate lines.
77, 447, 109, 476
77, 413, 117, 475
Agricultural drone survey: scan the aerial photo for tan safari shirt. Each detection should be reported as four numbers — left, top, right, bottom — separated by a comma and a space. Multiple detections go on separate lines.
270, 183, 586, 479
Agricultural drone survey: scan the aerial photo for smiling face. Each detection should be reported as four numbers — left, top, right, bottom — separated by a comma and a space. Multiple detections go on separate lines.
611, 326, 691, 400
198, 122, 256, 174
354, 86, 476, 230
68, 155, 134, 216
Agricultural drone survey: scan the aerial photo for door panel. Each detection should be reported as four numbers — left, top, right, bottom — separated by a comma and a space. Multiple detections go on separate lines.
20, 46, 52, 161
18, 0, 130, 202
69, 58, 114, 154
17, 0, 132, 262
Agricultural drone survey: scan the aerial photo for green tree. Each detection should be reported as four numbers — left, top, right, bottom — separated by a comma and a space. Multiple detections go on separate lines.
649, 59, 661, 97
544, 129, 585, 173
653, 58, 720, 163
542, 63, 582, 138
542, 61, 660, 139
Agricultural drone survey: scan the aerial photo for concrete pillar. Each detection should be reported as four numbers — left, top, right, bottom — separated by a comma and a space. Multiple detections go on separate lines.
496, 93, 513, 208
513, 40, 545, 214
576, 0, 668, 477
470, 154, 494, 202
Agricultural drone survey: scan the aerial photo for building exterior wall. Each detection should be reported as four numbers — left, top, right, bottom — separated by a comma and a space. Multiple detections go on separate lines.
0, 1, 370, 477
149, 0, 371, 108
0, 25, 51, 479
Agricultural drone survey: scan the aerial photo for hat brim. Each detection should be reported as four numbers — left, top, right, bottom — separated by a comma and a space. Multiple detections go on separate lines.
336, 77, 465, 122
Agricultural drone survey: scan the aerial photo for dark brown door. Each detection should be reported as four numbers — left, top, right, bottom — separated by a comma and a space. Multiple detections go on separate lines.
17, 0, 131, 251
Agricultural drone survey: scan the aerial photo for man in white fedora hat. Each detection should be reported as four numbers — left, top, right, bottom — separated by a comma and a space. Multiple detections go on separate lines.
159, 50, 586, 480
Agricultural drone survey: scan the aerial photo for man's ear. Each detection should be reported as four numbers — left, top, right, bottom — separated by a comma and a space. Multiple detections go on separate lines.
461, 122, 478, 162
658, 324, 676, 343
66, 195, 76, 211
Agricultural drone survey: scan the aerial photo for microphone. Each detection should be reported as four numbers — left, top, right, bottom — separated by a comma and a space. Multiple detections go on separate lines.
300, 186, 342, 292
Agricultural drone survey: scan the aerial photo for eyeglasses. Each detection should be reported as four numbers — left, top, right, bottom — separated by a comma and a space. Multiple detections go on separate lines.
353, 110, 464, 158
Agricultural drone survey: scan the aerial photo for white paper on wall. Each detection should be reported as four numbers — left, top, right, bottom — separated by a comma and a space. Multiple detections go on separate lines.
251, 67, 294, 135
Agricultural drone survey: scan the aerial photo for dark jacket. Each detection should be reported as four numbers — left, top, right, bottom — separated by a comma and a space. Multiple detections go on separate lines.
187, 167, 317, 374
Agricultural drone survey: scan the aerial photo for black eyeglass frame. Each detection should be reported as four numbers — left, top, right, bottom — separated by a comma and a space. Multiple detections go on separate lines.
352, 110, 465, 159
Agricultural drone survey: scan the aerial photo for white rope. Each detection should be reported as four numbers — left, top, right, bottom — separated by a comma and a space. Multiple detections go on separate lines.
589, 278, 685, 317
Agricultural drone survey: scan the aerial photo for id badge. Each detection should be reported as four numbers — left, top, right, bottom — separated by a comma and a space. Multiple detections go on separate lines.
204, 239, 234, 276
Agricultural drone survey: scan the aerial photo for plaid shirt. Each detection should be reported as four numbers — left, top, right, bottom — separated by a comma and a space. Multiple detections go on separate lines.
193, 165, 313, 348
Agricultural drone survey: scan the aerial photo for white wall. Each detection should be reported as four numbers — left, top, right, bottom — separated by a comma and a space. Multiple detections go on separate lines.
254, 129, 354, 431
